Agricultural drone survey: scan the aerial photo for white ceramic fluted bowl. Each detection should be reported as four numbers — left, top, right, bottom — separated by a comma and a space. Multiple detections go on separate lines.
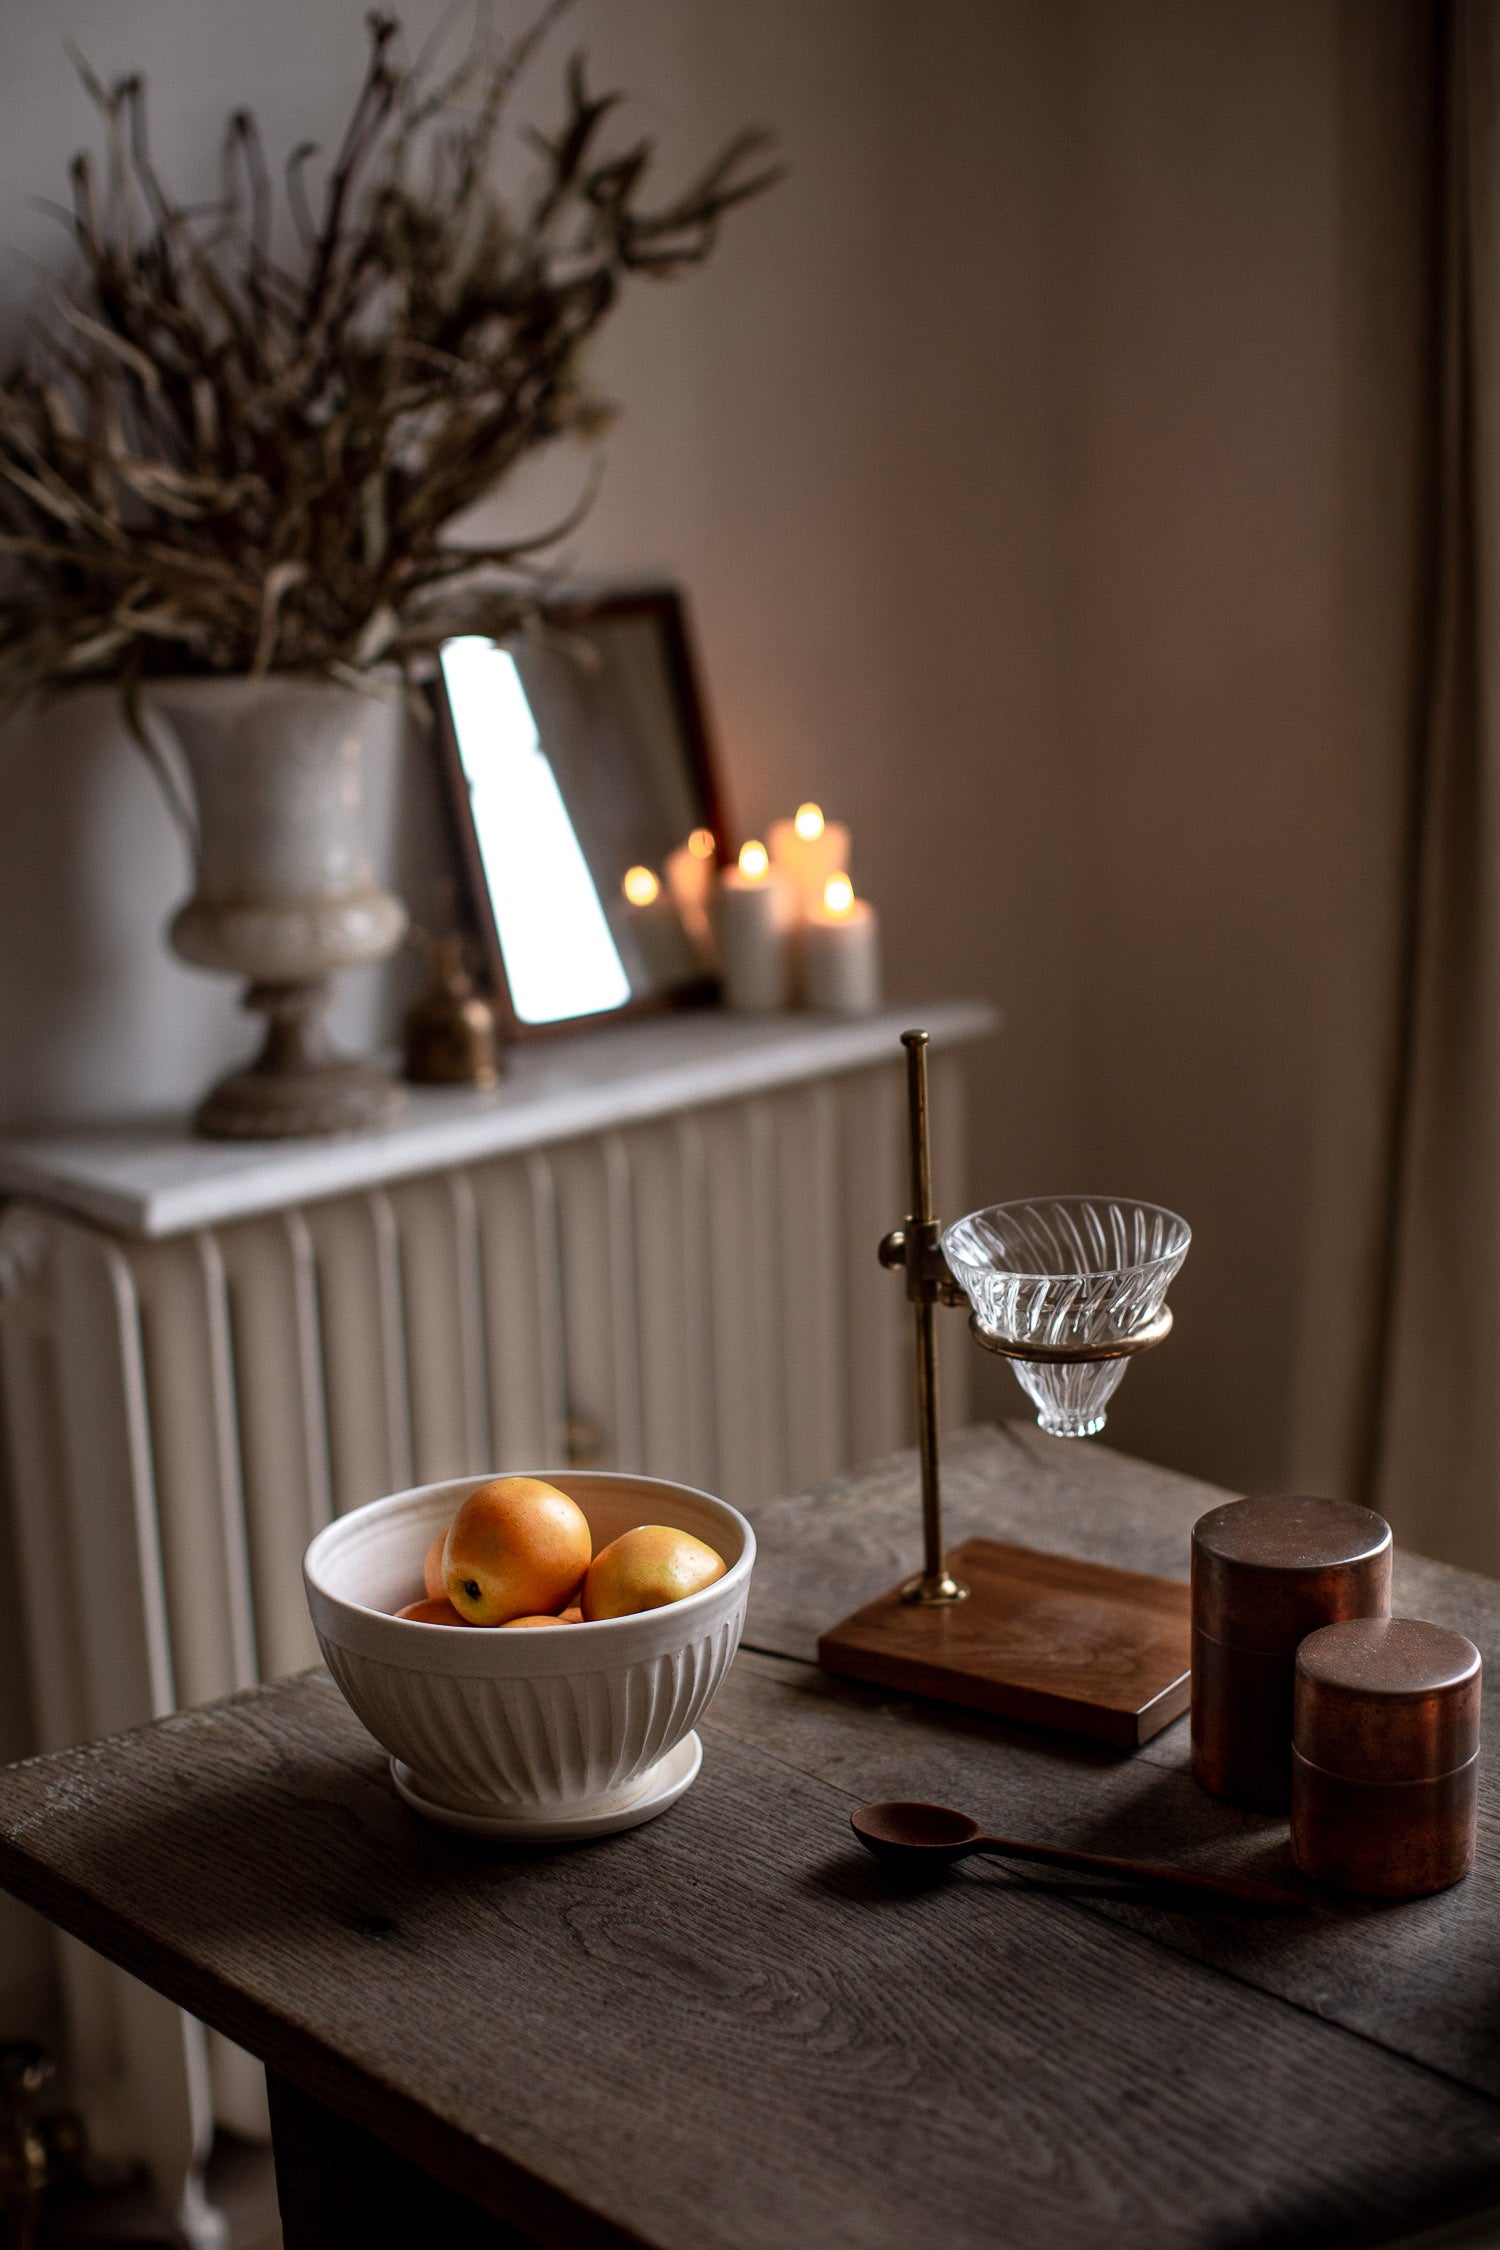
304, 1471, 754, 1823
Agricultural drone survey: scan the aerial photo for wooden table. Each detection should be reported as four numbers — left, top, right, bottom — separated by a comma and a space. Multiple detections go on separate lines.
3, 1423, 1500, 2250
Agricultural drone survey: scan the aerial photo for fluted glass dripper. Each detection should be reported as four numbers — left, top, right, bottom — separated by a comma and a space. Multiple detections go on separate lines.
941, 1197, 1190, 1437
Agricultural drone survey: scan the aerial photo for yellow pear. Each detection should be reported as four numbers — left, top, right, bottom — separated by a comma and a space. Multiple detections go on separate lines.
582, 1525, 726, 1620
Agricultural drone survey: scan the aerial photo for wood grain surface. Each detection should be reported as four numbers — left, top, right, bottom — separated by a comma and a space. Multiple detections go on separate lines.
3, 1671, 1500, 2250
2, 1420, 1500, 2250
817, 1536, 1191, 1744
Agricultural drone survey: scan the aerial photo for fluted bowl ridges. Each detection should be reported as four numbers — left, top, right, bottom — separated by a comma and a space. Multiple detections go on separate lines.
942, 1196, 1190, 1437
305, 1471, 754, 1823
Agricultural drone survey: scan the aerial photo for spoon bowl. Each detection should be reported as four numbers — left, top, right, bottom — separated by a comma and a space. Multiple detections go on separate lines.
851, 1801, 982, 1859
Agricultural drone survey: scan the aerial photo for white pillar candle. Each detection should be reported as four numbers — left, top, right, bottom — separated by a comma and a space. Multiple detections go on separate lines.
800, 874, 883, 1014
713, 841, 793, 1011
620, 866, 698, 991
664, 826, 720, 969
768, 803, 850, 918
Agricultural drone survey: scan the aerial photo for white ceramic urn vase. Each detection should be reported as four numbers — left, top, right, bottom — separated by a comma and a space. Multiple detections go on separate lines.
151, 675, 409, 1139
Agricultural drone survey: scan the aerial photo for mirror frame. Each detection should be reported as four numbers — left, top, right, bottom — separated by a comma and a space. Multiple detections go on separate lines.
430, 584, 733, 1042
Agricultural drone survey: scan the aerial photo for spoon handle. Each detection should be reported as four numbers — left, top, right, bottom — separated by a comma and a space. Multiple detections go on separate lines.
973, 1834, 1304, 1910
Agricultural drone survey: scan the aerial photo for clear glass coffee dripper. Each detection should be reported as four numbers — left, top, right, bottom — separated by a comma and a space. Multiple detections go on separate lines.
942, 1196, 1191, 1438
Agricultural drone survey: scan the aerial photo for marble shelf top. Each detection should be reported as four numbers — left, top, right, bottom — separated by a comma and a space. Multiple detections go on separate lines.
0, 999, 996, 1239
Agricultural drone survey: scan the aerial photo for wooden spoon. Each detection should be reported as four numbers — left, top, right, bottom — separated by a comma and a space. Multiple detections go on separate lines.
850, 1800, 1305, 1911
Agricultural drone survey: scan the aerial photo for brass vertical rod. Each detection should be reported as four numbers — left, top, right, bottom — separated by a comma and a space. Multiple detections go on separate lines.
904, 1027, 933, 1236
900, 1030, 966, 1604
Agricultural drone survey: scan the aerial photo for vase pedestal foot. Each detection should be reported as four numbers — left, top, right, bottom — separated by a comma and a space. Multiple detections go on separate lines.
195, 979, 402, 1141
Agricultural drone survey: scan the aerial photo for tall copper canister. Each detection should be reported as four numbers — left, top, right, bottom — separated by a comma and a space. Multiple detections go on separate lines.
1291, 1617, 1481, 1896
1191, 1495, 1392, 1811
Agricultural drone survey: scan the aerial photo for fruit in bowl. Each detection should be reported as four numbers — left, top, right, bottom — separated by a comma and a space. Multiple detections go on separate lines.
397, 1596, 467, 1625
441, 1475, 592, 1624
583, 1525, 726, 1619
393, 1475, 728, 1632
303, 1470, 754, 1836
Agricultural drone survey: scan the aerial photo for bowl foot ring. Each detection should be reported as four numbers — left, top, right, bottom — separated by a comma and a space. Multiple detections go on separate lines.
389, 1731, 703, 1840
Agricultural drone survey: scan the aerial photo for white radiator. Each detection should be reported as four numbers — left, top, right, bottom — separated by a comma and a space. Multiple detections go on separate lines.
0, 1048, 969, 2243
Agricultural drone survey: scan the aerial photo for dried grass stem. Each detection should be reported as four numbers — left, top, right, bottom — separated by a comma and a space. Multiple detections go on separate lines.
0, 8, 779, 711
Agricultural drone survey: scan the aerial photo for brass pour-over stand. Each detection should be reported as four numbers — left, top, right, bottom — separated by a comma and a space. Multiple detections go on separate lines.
817, 1029, 1193, 1747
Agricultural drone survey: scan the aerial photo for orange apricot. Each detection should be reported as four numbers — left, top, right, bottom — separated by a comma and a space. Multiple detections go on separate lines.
443, 1476, 592, 1626
396, 1596, 468, 1626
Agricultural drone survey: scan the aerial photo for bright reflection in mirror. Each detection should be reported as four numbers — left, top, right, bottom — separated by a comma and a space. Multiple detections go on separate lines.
623, 865, 660, 906
440, 638, 631, 1025
688, 827, 716, 860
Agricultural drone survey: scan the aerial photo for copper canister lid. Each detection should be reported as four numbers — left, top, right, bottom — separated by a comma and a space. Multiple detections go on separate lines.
1294, 1617, 1481, 1783
1191, 1495, 1391, 1653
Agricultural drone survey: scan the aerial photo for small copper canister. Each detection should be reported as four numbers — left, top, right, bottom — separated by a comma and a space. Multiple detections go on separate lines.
1191, 1495, 1392, 1811
1291, 1617, 1481, 1896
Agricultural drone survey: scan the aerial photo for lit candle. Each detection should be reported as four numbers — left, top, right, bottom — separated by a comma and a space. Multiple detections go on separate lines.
620, 865, 698, 991
768, 802, 850, 918
713, 840, 794, 1011
664, 825, 720, 968
800, 872, 882, 1014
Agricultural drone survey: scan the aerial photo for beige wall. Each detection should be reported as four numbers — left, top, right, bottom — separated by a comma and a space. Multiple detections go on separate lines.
462, 0, 1432, 1503
0, 0, 1435, 2018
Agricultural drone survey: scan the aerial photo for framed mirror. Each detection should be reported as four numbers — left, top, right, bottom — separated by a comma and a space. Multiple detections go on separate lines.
433, 586, 730, 1038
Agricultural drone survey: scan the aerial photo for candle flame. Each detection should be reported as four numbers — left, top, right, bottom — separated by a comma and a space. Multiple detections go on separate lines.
738, 840, 770, 881
794, 802, 825, 841
824, 873, 855, 917
687, 827, 716, 860
623, 865, 660, 906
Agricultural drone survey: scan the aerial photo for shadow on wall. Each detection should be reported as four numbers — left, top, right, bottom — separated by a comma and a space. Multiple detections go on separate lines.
0, 691, 454, 1132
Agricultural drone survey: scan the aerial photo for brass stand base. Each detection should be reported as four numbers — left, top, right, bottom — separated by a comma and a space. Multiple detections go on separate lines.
820, 1537, 1191, 1748
901, 1571, 969, 1605
196, 979, 402, 1141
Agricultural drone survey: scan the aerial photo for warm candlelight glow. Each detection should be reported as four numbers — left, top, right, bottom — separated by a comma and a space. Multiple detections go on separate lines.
823, 873, 855, 917
687, 827, 716, 860
794, 803, 825, 841
738, 840, 770, 880
623, 865, 660, 906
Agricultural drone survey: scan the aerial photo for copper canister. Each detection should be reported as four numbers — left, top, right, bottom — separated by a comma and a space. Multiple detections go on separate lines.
1291, 1616, 1481, 1896
1191, 1495, 1392, 1811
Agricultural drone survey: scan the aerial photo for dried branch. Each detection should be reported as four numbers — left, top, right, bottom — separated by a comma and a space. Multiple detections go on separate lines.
0, 6, 781, 709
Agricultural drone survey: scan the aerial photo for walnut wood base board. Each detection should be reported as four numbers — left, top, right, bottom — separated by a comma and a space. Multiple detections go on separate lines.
817, 1538, 1192, 1748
